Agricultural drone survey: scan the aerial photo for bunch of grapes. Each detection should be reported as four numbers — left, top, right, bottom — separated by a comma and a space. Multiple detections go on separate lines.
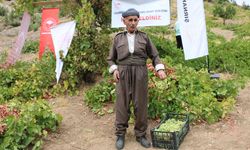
154, 118, 185, 141
156, 118, 185, 132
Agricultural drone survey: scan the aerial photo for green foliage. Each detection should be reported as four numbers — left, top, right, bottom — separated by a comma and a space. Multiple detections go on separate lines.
223, 23, 250, 38
215, 0, 228, 4
213, 2, 236, 25
0, 53, 55, 103
0, 53, 61, 149
13, 0, 112, 92
0, 50, 7, 64
148, 29, 250, 78
147, 64, 239, 123
14, 0, 55, 15
29, 13, 41, 31
61, 1, 111, 91
209, 39, 250, 76
22, 40, 39, 53
85, 63, 239, 123
0, 99, 62, 149
84, 78, 115, 114
88, 0, 111, 27
149, 34, 208, 71
14, 0, 36, 14
0, 5, 8, 16
62, 0, 112, 27
4, 10, 21, 27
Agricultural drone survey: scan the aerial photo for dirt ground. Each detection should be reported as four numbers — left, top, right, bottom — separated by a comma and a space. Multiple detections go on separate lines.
41, 82, 250, 150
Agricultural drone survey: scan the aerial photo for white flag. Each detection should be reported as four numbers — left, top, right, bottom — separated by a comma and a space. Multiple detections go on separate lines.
177, 0, 208, 60
51, 21, 76, 83
112, 0, 170, 27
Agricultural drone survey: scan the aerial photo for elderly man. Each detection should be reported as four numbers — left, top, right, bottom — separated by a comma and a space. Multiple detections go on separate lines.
107, 8, 166, 149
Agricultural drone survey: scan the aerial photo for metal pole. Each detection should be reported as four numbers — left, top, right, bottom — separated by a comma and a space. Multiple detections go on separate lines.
206, 55, 210, 73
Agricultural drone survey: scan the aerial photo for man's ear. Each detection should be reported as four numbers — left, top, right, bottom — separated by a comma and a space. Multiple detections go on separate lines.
121, 17, 125, 24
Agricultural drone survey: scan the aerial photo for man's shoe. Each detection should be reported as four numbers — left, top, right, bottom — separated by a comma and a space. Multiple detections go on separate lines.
136, 135, 151, 148
116, 135, 125, 150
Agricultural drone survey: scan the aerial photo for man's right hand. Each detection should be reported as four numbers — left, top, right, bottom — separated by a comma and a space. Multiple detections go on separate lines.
113, 70, 120, 82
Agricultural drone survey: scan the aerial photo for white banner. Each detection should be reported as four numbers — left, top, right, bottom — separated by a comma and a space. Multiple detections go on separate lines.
112, 0, 170, 28
51, 21, 76, 83
177, 0, 208, 60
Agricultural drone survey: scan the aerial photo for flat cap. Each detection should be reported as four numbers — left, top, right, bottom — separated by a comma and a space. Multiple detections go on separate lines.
122, 8, 140, 18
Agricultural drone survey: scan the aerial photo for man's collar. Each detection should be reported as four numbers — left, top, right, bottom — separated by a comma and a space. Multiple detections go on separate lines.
124, 29, 138, 34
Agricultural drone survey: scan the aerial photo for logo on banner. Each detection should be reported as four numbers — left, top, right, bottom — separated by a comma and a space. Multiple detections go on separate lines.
42, 18, 57, 34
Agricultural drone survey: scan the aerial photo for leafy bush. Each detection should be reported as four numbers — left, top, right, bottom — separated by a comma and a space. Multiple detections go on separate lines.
148, 30, 250, 78
213, 2, 236, 25
4, 11, 21, 27
209, 39, 250, 76
223, 23, 250, 38
88, 0, 112, 27
0, 99, 62, 149
29, 13, 41, 31
148, 34, 208, 71
84, 62, 240, 123
0, 5, 8, 16
147, 63, 239, 123
13, 0, 112, 92
84, 78, 116, 114
0, 53, 55, 103
22, 40, 39, 53
60, 1, 111, 91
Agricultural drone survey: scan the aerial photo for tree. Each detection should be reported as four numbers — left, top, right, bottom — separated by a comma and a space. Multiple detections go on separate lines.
213, 1, 236, 25
13, 0, 111, 90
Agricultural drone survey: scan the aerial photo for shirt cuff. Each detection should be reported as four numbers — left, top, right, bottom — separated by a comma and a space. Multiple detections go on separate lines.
155, 64, 165, 72
109, 65, 118, 73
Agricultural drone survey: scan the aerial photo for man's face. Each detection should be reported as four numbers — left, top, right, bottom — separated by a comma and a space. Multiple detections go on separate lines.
123, 16, 139, 33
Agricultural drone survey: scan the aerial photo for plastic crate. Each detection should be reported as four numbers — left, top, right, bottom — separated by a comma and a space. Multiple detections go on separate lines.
150, 113, 189, 150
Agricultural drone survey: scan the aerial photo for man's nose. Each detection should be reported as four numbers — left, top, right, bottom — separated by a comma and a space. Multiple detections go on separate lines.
131, 20, 137, 24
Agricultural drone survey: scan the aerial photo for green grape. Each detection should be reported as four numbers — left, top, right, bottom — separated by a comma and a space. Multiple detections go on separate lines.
154, 118, 185, 141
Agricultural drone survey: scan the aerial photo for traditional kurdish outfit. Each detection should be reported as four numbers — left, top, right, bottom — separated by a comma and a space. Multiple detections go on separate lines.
107, 30, 164, 137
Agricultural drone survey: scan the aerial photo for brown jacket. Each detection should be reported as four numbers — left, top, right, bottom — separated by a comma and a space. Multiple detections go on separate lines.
107, 30, 162, 67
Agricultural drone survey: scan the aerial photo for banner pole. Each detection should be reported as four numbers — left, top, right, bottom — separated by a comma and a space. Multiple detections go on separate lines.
206, 55, 210, 73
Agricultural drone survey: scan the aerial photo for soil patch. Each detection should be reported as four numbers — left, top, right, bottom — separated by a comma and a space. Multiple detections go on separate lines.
211, 28, 235, 41
43, 83, 250, 150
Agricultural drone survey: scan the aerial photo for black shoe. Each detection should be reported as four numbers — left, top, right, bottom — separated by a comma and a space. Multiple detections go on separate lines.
136, 135, 151, 148
116, 135, 125, 150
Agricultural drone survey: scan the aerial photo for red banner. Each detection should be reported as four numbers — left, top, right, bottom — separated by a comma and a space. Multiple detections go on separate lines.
4, 12, 31, 67
39, 8, 59, 58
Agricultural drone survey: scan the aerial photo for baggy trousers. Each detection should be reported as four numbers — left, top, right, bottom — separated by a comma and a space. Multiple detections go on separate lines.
115, 65, 148, 137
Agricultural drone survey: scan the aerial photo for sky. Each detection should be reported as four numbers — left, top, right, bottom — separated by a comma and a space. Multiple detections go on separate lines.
230, 0, 250, 6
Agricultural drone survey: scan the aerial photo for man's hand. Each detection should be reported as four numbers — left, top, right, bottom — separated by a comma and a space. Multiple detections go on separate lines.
157, 70, 166, 80
113, 70, 120, 82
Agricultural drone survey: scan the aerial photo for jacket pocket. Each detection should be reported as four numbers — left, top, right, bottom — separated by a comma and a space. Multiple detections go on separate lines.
116, 43, 129, 61
137, 40, 147, 51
